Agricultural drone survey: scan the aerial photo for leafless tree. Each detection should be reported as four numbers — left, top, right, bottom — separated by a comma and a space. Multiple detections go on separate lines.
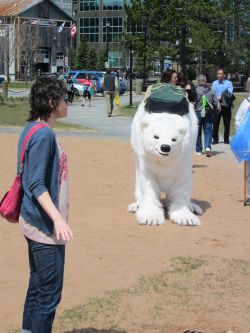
17, 23, 40, 81
0, 23, 17, 82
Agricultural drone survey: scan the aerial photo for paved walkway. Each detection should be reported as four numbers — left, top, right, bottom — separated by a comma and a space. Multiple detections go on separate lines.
59, 92, 143, 139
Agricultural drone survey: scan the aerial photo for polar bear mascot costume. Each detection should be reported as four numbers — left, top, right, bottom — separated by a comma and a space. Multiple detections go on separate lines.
128, 83, 202, 226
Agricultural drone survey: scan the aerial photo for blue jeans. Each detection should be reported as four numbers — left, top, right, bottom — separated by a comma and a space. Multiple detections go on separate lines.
22, 238, 65, 333
195, 111, 213, 152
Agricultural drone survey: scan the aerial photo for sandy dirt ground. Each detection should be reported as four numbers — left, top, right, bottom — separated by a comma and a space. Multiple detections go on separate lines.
0, 134, 249, 332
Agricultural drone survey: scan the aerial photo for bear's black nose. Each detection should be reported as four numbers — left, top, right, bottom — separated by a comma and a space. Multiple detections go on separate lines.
160, 144, 171, 153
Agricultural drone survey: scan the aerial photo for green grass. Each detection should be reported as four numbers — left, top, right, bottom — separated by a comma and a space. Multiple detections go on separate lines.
224, 92, 248, 136
0, 100, 90, 130
117, 103, 139, 117
39, 256, 250, 332
6, 81, 33, 89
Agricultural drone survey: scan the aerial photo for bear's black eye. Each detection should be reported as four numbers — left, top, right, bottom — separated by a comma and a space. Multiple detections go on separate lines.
172, 138, 177, 142
154, 135, 159, 139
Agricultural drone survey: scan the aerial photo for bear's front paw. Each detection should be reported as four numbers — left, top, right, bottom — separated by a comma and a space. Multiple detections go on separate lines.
169, 206, 201, 226
128, 202, 139, 213
189, 202, 203, 215
136, 206, 165, 226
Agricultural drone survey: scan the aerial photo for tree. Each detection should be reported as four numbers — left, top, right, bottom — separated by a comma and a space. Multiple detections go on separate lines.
87, 48, 98, 70
123, 0, 249, 77
18, 24, 40, 81
0, 23, 16, 82
76, 36, 89, 69
96, 48, 107, 70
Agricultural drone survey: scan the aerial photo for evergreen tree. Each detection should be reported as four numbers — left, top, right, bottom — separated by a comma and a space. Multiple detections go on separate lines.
97, 49, 107, 71
87, 48, 98, 70
70, 48, 77, 69
76, 36, 89, 69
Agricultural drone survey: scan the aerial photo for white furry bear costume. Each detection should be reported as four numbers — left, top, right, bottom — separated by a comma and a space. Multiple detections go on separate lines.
128, 84, 202, 226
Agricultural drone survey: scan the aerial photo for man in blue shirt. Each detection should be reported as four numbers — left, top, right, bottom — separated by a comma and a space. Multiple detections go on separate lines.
212, 68, 234, 144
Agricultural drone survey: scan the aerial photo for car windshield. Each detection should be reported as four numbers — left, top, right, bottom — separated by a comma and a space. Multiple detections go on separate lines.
95, 72, 104, 78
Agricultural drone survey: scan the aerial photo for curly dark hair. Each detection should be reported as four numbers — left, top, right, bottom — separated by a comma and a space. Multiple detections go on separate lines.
161, 69, 177, 83
28, 76, 67, 122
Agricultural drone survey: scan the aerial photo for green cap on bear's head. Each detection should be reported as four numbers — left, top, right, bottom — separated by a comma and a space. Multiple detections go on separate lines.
144, 83, 189, 116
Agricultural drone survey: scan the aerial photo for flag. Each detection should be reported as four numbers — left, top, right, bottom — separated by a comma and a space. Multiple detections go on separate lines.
71, 23, 76, 38
58, 21, 65, 33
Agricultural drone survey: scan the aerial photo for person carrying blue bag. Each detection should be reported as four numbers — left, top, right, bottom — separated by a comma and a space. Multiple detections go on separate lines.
231, 77, 250, 205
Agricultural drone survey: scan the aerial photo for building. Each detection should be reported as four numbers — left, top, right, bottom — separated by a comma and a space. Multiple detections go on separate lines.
73, 0, 127, 68
51, 0, 73, 16
0, 0, 74, 80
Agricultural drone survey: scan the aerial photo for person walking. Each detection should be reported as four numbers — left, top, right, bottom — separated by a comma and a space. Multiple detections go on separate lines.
81, 74, 94, 107
212, 68, 234, 144
19, 76, 73, 333
194, 74, 217, 157
66, 75, 74, 103
103, 69, 118, 117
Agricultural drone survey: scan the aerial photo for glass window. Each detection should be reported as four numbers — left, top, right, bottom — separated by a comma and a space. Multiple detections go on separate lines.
103, 17, 123, 43
103, 0, 123, 10
80, 17, 99, 42
80, 0, 99, 11
109, 50, 123, 67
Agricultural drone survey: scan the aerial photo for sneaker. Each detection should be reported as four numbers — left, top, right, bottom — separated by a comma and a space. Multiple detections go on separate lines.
194, 151, 202, 156
244, 198, 250, 206
205, 147, 212, 157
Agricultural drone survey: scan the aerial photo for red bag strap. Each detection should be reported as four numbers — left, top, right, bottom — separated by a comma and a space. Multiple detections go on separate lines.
20, 123, 48, 164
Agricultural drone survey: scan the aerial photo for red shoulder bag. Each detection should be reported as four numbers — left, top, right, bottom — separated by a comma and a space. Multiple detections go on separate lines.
0, 123, 47, 223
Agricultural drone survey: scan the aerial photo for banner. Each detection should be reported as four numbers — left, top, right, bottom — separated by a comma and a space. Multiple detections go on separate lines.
71, 23, 76, 38
58, 21, 65, 33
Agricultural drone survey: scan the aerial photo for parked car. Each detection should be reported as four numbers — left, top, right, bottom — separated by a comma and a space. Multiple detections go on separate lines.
65, 70, 104, 95
64, 70, 127, 95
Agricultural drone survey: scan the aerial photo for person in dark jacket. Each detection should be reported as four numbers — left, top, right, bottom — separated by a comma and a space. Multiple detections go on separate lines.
103, 69, 118, 117
18, 77, 73, 333
194, 74, 218, 157
177, 73, 197, 103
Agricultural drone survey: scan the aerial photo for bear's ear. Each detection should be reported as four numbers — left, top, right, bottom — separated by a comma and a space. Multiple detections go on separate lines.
141, 120, 149, 131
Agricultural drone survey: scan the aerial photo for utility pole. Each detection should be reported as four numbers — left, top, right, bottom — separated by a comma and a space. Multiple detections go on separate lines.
129, 40, 133, 107
181, 25, 186, 75
143, 15, 147, 86
106, 22, 110, 63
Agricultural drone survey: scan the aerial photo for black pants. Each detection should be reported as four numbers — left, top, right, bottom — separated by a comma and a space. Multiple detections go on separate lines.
212, 107, 231, 143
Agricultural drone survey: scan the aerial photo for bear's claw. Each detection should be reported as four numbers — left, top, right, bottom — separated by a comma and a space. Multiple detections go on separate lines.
136, 206, 165, 226
128, 202, 139, 213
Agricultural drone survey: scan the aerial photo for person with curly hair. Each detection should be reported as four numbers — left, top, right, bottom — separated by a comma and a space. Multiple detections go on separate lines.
18, 76, 73, 333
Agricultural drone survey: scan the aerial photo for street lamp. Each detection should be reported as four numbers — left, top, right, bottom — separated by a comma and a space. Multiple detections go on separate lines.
106, 21, 110, 63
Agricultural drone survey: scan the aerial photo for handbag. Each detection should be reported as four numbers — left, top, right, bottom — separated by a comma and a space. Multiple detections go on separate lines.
0, 123, 47, 223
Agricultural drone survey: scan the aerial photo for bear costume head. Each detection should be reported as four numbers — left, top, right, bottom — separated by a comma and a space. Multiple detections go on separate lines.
140, 113, 189, 158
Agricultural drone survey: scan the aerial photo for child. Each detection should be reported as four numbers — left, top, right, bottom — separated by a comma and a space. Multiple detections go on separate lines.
81, 74, 94, 107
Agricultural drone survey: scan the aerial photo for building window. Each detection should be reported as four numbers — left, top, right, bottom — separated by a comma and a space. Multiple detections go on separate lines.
80, 0, 99, 11
103, 17, 123, 43
109, 50, 123, 67
103, 0, 123, 10
80, 17, 99, 42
